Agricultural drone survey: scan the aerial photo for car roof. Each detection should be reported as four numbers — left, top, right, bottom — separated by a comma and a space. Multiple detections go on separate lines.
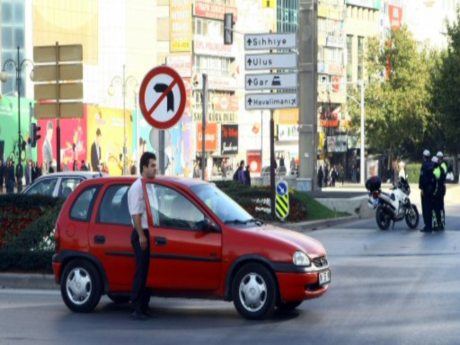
81, 175, 209, 188
35, 171, 107, 179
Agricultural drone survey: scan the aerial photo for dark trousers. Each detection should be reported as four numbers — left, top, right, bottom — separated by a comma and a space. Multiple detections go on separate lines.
421, 192, 433, 229
433, 195, 444, 228
130, 229, 150, 312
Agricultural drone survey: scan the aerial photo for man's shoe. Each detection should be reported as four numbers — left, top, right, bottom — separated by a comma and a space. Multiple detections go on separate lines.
130, 310, 148, 320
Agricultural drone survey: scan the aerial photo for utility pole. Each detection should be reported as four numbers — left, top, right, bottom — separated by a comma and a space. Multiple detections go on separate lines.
298, 0, 318, 191
201, 73, 208, 180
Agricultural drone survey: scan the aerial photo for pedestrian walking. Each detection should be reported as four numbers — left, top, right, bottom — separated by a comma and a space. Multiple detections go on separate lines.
6, 160, 15, 194
25, 160, 33, 186
419, 150, 435, 232
317, 166, 324, 188
233, 160, 246, 184
244, 165, 251, 186
0, 159, 4, 193
127, 151, 157, 320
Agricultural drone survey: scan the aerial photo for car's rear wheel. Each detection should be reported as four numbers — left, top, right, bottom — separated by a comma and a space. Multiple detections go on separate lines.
61, 259, 102, 313
232, 263, 277, 320
277, 300, 303, 313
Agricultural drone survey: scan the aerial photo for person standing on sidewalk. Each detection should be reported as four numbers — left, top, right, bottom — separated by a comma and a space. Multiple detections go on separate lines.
432, 156, 443, 230
127, 151, 157, 320
0, 159, 4, 193
436, 151, 447, 228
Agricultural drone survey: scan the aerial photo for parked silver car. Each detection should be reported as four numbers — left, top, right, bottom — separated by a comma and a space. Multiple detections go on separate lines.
22, 171, 106, 198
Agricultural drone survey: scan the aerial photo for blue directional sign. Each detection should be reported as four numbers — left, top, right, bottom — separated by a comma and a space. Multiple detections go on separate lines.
276, 181, 288, 197
275, 181, 289, 221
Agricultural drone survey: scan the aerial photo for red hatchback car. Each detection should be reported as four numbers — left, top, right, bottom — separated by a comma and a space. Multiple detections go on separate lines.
53, 176, 331, 319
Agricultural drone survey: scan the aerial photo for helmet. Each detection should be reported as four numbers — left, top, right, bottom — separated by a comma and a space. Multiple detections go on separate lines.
423, 149, 431, 157
436, 151, 444, 158
431, 156, 439, 164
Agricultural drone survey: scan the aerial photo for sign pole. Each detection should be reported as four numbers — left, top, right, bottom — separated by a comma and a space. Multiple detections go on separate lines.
269, 44, 276, 219
55, 42, 61, 173
201, 73, 208, 180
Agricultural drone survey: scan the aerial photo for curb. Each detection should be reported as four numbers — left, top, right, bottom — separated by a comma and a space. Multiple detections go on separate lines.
274, 215, 360, 232
0, 273, 57, 290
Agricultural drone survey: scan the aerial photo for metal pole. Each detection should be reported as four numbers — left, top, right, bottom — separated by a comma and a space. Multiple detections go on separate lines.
270, 110, 275, 218
359, 79, 365, 185
16, 46, 21, 168
298, 0, 318, 191
260, 110, 263, 166
201, 74, 208, 180
56, 42, 61, 172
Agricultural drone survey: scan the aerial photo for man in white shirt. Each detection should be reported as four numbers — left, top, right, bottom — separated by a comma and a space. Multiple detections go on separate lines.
127, 151, 157, 320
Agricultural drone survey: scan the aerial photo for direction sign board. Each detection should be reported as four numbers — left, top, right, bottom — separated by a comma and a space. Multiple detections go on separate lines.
244, 33, 296, 50
245, 53, 297, 70
275, 180, 289, 220
245, 93, 298, 110
245, 73, 297, 90
139, 66, 186, 129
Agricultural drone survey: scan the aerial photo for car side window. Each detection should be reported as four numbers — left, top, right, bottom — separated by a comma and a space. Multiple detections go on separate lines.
70, 187, 99, 221
153, 184, 205, 230
98, 185, 131, 226
59, 178, 83, 198
26, 178, 57, 196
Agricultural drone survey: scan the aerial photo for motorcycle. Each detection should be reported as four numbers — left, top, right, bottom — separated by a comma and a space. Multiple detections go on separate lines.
366, 176, 419, 230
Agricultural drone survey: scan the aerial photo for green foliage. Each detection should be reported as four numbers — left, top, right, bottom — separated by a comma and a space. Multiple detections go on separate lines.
405, 163, 421, 184
0, 195, 62, 272
348, 26, 433, 161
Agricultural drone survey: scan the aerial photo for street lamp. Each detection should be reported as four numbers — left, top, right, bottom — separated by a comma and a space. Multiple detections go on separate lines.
1, 46, 34, 167
108, 64, 138, 175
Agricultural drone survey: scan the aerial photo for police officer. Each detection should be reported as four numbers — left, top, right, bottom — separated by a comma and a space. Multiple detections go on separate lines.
432, 156, 443, 230
419, 150, 435, 232
436, 151, 448, 228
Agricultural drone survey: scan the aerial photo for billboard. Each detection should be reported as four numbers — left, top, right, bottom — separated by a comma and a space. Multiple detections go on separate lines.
221, 124, 238, 155
170, 0, 193, 52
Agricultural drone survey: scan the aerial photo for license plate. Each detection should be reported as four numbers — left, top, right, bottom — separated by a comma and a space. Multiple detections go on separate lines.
318, 269, 331, 286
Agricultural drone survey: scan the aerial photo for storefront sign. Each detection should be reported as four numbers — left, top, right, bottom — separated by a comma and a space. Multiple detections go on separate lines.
193, 111, 237, 124
197, 122, 218, 152
194, 36, 233, 57
194, 0, 238, 21
389, 5, 403, 29
247, 150, 262, 173
345, 0, 381, 9
167, 54, 192, 77
278, 125, 299, 141
221, 124, 238, 155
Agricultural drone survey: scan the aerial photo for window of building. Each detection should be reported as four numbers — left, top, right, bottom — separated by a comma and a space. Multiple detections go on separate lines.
357, 36, 365, 81
2, 2, 12, 22
347, 35, 353, 82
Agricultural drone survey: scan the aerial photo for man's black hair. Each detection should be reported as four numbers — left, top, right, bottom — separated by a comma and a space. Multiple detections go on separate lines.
140, 151, 156, 173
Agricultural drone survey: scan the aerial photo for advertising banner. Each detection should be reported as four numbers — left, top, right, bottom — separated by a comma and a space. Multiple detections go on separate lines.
170, 0, 193, 52
247, 150, 262, 174
221, 124, 238, 155
196, 122, 218, 152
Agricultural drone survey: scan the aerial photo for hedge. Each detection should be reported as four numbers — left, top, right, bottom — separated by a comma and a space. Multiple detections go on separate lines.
0, 195, 62, 273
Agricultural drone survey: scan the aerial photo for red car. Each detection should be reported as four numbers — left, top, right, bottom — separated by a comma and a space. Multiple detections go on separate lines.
53, 177, 330, 319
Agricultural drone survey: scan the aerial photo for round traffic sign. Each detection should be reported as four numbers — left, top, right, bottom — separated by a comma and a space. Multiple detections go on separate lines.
276, 180, 288, 197
139, 66, 186, 130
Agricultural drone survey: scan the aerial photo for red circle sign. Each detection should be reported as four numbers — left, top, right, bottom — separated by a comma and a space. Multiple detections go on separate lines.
139, 66, 186, 129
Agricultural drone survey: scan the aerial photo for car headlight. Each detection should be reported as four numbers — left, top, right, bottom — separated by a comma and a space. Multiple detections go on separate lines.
292, 251, 311, 266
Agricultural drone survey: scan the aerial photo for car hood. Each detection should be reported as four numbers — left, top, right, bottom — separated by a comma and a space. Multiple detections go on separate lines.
245, 223, 326, 258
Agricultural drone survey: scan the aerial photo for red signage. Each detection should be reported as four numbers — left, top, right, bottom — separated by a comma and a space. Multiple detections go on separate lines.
389, 5, 403, 29
194, 0, 238, 21
197, 123, 218, 152
247, 150, 262, 174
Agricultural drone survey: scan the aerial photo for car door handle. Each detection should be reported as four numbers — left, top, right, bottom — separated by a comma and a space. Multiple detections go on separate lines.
154, 237, 167, 246
94, 235, 106, 244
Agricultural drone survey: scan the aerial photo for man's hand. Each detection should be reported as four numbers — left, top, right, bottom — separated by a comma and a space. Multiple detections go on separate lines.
139, 232, 148, 251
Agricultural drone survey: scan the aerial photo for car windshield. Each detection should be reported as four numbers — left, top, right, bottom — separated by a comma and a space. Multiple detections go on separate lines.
190, 183, 253, 224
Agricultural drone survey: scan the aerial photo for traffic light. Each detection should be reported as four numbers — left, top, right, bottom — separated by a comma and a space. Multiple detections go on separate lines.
30, 123, 41, 148
224, 13, 233, 45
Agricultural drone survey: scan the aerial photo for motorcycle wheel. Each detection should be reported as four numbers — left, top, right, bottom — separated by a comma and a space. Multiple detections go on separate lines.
405, 204, 419, 229
376, 205, 391, 230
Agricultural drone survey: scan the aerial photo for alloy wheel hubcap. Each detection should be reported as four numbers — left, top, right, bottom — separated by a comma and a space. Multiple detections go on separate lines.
239, 273, 267, 312
66, 267, 92, 305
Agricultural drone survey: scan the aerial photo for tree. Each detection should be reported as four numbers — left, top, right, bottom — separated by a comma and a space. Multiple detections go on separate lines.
430, 9, 460, 179
347, 26, 433, 164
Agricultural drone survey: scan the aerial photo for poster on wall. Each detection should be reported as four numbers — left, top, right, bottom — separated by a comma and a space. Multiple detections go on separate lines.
86, 105, 132, 176
247, 150, 262, 174
37, 115, 88, 172
221, 124, 238, 155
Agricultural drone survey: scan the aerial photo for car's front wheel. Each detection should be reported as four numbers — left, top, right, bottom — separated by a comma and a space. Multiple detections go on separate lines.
232, 263, 277, 320
61, 259, 102, 313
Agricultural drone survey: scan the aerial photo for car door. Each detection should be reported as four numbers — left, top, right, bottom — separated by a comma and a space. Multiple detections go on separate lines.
89, 183, 135, 292
144, 181, 222, 291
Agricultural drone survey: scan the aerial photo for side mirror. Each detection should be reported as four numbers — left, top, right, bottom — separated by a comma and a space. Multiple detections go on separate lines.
202, 218, 220, 232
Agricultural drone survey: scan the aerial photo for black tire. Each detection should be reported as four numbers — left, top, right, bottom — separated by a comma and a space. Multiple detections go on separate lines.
376, 205, 391, 230
405, 204, 419, 229
277, 300, 303, 313
60, 259, 102, 313
107, 294, 130, 304
232, 263, 277, 320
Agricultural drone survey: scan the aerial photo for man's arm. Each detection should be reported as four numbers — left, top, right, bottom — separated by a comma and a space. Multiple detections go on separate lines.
132, 214, 147, 250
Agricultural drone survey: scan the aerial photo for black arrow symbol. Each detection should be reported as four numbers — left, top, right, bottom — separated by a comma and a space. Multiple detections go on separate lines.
153, 83, 175, 112
247, 78, 253, 86
247, 58, 252, 66
247, 38, 252, 46
248, 98, 252, 105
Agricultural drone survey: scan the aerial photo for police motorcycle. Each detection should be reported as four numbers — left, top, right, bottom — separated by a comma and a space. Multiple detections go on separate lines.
366, 176, 419, 230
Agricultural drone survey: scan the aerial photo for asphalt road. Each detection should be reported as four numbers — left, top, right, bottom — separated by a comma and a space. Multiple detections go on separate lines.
2, 210, 460, 345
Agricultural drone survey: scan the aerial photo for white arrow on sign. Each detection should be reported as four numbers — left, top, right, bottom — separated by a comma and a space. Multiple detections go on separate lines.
245, 93, 298, 110
245, 33, 297, 50
245, 53, 297, 70
245, 73, 297, 90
